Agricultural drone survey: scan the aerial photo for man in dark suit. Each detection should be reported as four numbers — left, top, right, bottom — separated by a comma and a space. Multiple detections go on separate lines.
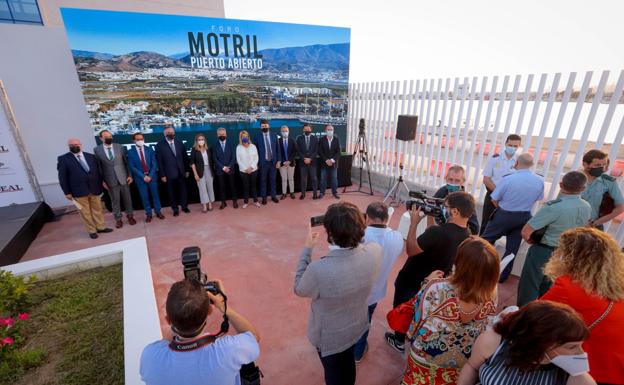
296, 123, 319, 200
255, 119, 279, 204
318, 124, 341, 199
155, 127, 190, 216
127, 133, 165, 222
211, 127, 238, 209
57, 138, 113, 239
94, 130, 135, 228
277, 125, 298, 200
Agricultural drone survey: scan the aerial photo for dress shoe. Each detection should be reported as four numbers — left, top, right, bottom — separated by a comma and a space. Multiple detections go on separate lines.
128, 216, 137, 225
333, 193, 340, 199
299, 193, 306, 200
319, 193, 325, 199
312, 193, 318, 200
145, 215, 152, 223
182, 208, 190, 213
280, 194, 286, 200
96, 228, 113, 233
290, 193, 296, 199
156, 213, 165, 219
115, 220, 123, 229
173, 210, 180, 217
219, 202, 227, 210
262, 197, 267, 205
89, 233, 99, 239
233, 201, 239, 209
271, 197, 279, 203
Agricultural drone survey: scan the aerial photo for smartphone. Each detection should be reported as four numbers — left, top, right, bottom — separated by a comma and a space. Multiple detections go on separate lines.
310, 215, 325, 227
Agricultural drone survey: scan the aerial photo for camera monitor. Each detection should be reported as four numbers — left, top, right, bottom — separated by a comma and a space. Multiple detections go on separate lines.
396, 115, 418, 141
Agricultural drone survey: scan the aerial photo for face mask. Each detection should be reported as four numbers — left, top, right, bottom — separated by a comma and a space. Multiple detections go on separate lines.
166, 133, 175, 140
197, 140, 205, 145
446, 184, 461, 193
588, 166, 603, 177
218, 136, 226, 142
135, 140, 144, 147
326, 130, 334, 138
69, 145, 81, 154
304, 131, 311, 136
505, 146, 517, 156
281, 132, 289, 138
261, 127, 269, 133
242, 137, 249, 144
103, 137, 113, 145
547, 352, 590, 376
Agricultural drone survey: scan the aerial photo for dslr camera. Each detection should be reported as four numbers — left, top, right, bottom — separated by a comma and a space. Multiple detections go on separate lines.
181, 246, 219, 295
406, 191, 446, 225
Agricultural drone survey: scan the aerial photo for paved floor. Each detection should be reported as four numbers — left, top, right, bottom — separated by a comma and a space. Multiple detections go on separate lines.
22, 192, 518, 385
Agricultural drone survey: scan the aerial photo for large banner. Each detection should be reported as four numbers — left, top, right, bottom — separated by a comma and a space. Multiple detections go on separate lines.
60, 9, 350, 148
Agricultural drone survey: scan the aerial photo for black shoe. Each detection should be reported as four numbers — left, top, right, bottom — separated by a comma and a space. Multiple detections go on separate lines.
233, 201, 239, 209
182, 207, 190, 214
272, 197, 279, 203
156, 213, 165, 220
173, 210, 180, 217
498, 275, 510, 284
312, 193, 318, 200
290, 193, 296, 199
89, 233, 99, 239
280, 194, 286, 200
299, 193, 306, 200
219, 202, 227, 210
384, 332, 405, 353
96, 228, 113, 233
262, 197, 267, 205
319, 193, 325, 199
145, 215, 152, 223
333, 193, 340, 199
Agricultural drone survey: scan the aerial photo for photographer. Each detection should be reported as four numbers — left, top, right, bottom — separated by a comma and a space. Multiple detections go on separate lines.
294, 202, 381, 385
140, 279, 260, 385
428, 165, 480, 235
385, 192, 474, 353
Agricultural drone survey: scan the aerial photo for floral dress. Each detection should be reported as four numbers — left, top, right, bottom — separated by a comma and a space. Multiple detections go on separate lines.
401, 279, 497, 385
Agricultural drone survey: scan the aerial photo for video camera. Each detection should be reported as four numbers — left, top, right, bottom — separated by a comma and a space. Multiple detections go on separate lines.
406, 191, 446, 224
181, 246, 219, 295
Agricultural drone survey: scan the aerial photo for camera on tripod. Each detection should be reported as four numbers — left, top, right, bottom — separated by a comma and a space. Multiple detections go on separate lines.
406, 191, 446, 224
358, 118, 366, 135
181, 246, 219, 295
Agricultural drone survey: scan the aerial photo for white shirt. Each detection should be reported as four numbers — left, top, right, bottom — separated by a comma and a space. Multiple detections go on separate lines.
365, 226, 404, 306
201, 150, 209, 166
140, 331, 260, 385
103, 144, 115, 158
236, 144, 259, 172
483, 153, 517, 187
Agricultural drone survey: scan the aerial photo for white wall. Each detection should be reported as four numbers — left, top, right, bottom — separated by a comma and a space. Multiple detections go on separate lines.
0, 24, 94, 208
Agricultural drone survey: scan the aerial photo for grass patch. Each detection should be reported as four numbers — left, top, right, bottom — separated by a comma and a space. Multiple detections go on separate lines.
5, 264, 123, 385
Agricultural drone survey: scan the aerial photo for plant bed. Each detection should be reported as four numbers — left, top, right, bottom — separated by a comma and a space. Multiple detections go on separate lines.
1, 264, 123, 385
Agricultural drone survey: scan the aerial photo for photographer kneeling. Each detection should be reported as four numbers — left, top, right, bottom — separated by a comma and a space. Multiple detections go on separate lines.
140, 279, 260, 385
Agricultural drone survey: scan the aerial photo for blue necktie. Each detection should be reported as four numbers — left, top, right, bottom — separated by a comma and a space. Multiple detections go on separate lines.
77, 154, 90, 172
284, 140, 288, 161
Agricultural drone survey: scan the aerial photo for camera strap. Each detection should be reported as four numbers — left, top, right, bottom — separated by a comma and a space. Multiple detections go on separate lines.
169, 333, 220, 352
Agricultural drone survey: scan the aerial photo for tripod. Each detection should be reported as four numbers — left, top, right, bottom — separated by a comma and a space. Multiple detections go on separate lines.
383, 141, 410, 206
344, 120, 373, 195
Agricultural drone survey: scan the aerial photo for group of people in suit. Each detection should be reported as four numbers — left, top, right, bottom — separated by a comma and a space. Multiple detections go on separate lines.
57, 120, 343, 237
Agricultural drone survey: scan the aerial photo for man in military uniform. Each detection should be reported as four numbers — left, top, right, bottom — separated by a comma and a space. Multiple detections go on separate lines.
480, 134, 522, 234
581, 149, 624, 230
517, 171, 591, 306
481, 153, 544, 282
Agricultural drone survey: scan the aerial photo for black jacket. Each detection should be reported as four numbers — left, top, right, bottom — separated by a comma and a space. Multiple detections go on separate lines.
278, 137, 298, 165
189, 148, 214, 179
155, 138, 190, 179
296, 134, 318, 161
318, 135, 341, 168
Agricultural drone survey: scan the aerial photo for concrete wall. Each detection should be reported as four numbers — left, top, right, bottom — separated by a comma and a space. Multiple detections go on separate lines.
0, 0, 224, 208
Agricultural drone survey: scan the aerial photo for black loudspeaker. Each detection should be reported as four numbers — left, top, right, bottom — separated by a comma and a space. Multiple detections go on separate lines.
396, 115, 418, 141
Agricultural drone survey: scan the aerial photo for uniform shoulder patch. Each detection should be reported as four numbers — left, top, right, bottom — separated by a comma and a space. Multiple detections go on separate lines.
546, 199, 562, 205
492, 154, 500, 158
601, 173, 616, 182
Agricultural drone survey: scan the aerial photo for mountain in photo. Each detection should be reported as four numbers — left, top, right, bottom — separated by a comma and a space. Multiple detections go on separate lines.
73, 51, 185, 72
71, 50, 115, 60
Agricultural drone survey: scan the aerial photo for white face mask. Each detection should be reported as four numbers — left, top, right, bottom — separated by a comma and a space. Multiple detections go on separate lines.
135, 140, 144, 147
281, 132, 289, 138
547, 352, 590, 376
326, 130, 334, 138
197, 140, 205, 145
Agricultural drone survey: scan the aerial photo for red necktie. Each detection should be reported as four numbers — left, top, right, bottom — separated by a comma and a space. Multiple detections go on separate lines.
139, 147, 148, 173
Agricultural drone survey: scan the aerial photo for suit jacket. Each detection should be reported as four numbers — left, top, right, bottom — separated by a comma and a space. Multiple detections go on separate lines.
211, 140, 236, 176
277, 137, 297, 165
127, 145, 158, 181
318, 136, 341, 168
296, 134, 319, 162
57, 151, 103, 198
155, 138, 190, 179
254, 132, 279, 166
93, 143, 131, 186
189, 147, 214, 179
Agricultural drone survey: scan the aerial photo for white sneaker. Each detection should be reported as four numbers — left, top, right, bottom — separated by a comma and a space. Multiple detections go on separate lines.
242, 203, 248, 209
254, 201, 261, 207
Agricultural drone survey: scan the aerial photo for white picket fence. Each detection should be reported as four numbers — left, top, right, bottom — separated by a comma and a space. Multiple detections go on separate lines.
346, 70, 624, 243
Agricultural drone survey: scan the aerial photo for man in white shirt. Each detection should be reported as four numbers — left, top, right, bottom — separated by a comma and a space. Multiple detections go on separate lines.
140, 279, 260, 385
353, 202, 404, 362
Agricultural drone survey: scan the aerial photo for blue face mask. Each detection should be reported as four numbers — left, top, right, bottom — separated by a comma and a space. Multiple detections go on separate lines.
505, 146, 517, 156
446, 184, 461, 193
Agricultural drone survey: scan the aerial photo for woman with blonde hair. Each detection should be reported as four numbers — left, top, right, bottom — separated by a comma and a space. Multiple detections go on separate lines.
189, 133, 214, 212
236, 130, 260, 208
399, 236, 499, 384
541, 227, 624, 385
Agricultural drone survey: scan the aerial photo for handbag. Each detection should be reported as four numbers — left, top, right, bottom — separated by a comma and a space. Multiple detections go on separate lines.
386, 299, 415, 334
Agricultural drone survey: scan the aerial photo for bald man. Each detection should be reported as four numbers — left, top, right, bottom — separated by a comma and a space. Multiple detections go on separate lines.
57, 138, 113, 239
481, 153, 544, 282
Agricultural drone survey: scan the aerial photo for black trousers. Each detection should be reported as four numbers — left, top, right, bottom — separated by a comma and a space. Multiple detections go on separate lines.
479, 190, 496, 235
166, 175, 188, 212
240, 171, 258, 203
318, 344, 356, 385
217, 172, 237, 202
300, 163, 318, 194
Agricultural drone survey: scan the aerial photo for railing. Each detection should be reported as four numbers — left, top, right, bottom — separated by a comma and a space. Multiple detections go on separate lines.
347, 70, 624, 243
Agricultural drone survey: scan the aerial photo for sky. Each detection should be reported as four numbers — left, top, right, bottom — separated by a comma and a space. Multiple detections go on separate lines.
60, 8, 350, 56
225, 0, 624, 82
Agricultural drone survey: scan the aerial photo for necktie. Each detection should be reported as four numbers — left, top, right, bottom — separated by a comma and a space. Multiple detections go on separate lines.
106, 146, 114, 161
221, 142, 225, 152
169, 141, 176, 156
306, 136, 310, 151
264, 134, 272, 161
139, 147, 148, 173
77, 155, 90, 172
284, 140, 288, 161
